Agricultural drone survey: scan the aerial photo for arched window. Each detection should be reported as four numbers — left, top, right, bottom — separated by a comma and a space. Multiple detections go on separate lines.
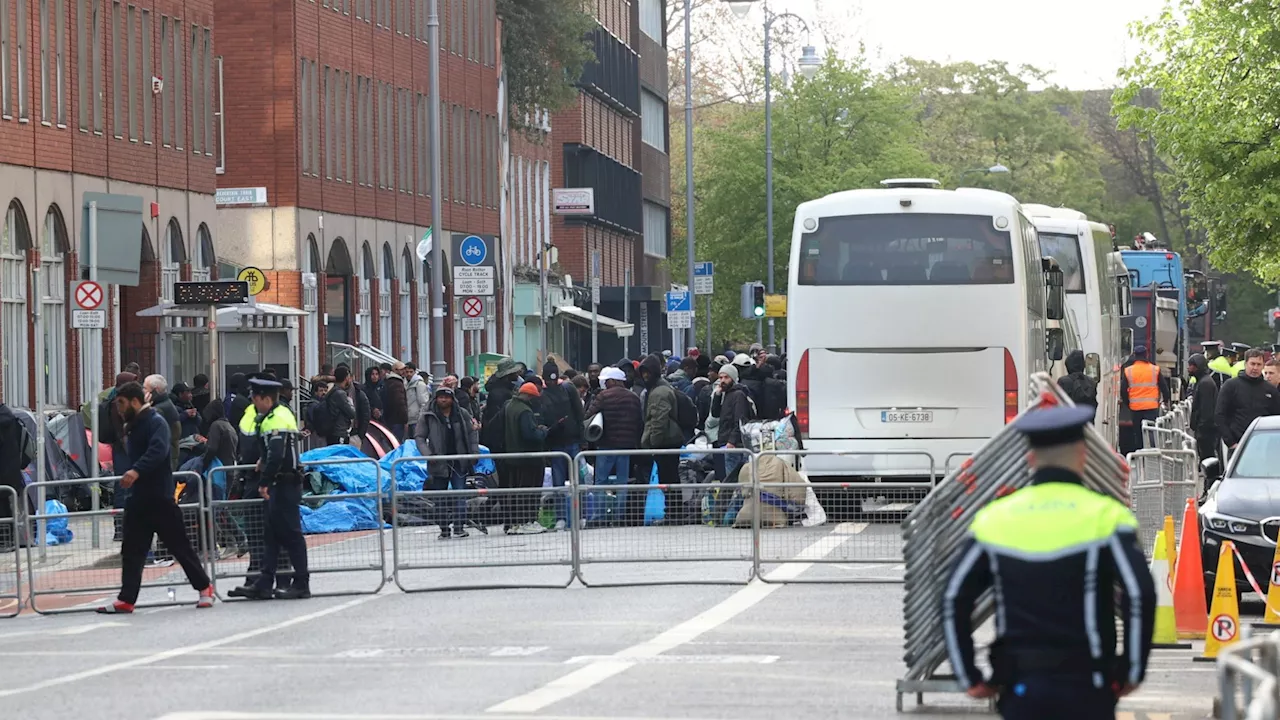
303, 234, 320, 376
419, 256, 431, 367
379, 242, 394, 355
400, 247, 414, 362
1, 200, 31, 407
161, 218, 184, 305
359, 242, 374, 346
41, 206, 68, 407
325, 238, 353, 345
193, 224, 215, 281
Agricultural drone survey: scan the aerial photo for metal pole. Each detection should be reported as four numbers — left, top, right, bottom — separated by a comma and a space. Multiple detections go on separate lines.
88, 200, 101, 549
540, 244, 549, 360
763, 2, 776, 354
757, 317, 763, 345
591, 250, 599, 364
208, 305, 219, 402
34, 265, 47, 559
706, 295, 712, 353
684, 0, 696, 354
623, 268, 631, 359
427, 0, 446, 380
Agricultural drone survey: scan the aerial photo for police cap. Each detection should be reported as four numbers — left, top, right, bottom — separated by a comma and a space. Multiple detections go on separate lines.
1201, 341, 1223, 351
248, 378, 283, 396
1014, 406, 1096, 449
1232, 342, 1252, 354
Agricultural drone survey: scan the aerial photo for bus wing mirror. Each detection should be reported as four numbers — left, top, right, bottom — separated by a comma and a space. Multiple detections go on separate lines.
1047, 328, 1065, 362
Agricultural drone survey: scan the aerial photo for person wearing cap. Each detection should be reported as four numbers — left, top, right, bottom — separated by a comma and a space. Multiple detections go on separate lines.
98, 381, 215, 613
1215, 348, 1280, 456
172, 382, 200, 439
1118, 345, 1168, 455
1207, 342, 1236, 385
584, 367, 643, 526
1230, 342, 1252, 377
710, 363, 754, 480
503, 382, 549, 534
941, 406, 1155, 718
415, 386, 480, 538
235, 378, 309, 599
1187, 353, 1220, 464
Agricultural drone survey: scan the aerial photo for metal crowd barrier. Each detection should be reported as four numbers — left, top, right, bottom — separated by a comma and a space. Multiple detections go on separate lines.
25, 473, 206, 614
753, 449, 937, 582
896, 373, 1130, 711
1127, 447, 1199, 555
573, 448, 755, 588
206, 457, 387, 600
0, 486, 20, 618
389, 451, 575, 593
1218, 627, 1280, 720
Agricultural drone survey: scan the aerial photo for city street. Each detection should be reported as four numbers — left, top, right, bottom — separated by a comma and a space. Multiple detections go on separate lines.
0, 522, 1217, 720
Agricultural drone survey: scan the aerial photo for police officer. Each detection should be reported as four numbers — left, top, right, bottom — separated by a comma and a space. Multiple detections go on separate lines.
942, 406, 1156, 720
235, 378, 310, 599
1201, 341, 1226, 387
1230, 342, 1252, 377
228, 374, 291, 597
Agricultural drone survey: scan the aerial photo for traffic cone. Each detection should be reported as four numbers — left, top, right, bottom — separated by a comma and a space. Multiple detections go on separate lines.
1150, 529, 1189, 648
1173, 498, 1207, 640
1256, 539, 1280, 629
1163, 515, 1177, 586
1195, 541, 1241, 661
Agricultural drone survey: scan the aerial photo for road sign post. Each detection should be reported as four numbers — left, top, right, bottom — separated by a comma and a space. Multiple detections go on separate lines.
86, 202, 101, 546
666, 289, 693, 352
694, 262, 713, 349
591, 251, 601, 363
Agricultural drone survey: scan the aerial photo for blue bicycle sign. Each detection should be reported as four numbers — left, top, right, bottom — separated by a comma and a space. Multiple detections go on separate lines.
459, 235, 488, 266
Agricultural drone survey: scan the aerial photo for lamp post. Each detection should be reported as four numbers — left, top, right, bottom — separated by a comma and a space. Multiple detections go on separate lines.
427, 0, 446, 380
958, 164, 1010, 182
725, 0, 819, 354
683, 0, 696, 353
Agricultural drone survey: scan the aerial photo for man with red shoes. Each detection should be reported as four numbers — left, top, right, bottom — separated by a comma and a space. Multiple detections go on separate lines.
98, 381, 214, 613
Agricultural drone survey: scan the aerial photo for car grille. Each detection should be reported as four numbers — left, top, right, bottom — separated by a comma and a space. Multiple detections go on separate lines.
1263, 520, 1280, 544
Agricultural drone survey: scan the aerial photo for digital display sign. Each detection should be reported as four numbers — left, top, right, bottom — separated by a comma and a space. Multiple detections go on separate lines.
173, 281, 250, 305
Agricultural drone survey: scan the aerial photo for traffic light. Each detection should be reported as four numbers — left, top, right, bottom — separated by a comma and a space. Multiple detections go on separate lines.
1271, 308, 1280, 332
752, 284, 765, 318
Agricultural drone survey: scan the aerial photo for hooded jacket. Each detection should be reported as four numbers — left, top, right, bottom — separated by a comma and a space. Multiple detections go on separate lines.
414, 402, 479, 478
383, 373, 409, 425
1215, 372, 1280, 447
639, 354, 683, 449
1056, 350, 1098, 407
364, 368, 385, 418
585, 385, 643, 450
714, 382, 753, 448
540, 361, 584, 447
122, 406, 176, 501
406, 373, 431, 425
481, 372, 518, 452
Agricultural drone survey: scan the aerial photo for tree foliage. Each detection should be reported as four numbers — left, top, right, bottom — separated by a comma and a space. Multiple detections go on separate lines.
1115, 0, 1280, 281
497, 0, 595, 115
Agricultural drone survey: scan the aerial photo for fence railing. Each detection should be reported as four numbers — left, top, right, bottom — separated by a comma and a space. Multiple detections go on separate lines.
0, 485, 19, 618
1218, 627, 1280, 720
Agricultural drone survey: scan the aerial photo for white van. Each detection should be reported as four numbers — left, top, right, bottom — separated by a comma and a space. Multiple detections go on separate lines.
1024, 205, 1126, 447
787, 180, 1066, 487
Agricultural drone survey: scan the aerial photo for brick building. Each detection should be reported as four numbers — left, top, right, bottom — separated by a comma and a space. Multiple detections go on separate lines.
0, 0, 218, 411
539, 0, 670, 368
215, 0, 501, 381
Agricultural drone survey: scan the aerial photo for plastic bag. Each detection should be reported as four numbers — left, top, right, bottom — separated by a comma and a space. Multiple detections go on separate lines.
44, 499, 73, 545
801, 485, 827, 527
644, 464, 665, 526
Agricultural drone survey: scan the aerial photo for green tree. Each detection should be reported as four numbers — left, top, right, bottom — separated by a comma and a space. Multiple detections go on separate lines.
497, 0, 595, 115
683, 55, 935, 345
1115, 0, 1280, 282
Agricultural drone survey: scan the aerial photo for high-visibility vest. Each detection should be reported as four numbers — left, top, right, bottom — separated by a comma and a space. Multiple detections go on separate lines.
1125, 362, 1160, 411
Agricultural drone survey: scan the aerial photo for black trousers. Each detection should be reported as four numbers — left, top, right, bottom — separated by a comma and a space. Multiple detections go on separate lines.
996, 674, 1116, 720
241, 482, 291, 586
503, 461, 545, 525
119, 494, 210, 605
253, 482, 310, 591
638, 453, 683, 519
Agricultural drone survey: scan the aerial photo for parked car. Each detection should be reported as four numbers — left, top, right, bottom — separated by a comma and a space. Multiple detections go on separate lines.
1199, 416, 1280, 603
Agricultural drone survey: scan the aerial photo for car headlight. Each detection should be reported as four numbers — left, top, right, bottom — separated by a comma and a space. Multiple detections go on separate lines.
1203, 513, 1257, 535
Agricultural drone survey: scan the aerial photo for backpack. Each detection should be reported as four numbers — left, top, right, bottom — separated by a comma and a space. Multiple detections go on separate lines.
675, 390, 699, 440
758, 377, 787, 421
310, 396, 336, 437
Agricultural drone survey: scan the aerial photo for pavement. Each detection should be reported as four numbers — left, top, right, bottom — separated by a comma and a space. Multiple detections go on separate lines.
0, 519, 1221, 720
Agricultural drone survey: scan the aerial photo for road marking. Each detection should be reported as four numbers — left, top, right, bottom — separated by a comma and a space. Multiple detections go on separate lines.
0, 594, 382, 698
485, 524, 862, 714
564, 654, 778, 665
0, 621, 128, 641
153, 713, 725, 720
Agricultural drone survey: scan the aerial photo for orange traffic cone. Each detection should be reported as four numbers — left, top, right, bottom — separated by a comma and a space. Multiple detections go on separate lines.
1173, 498, 1207, 640
1194, 541, 1241, 661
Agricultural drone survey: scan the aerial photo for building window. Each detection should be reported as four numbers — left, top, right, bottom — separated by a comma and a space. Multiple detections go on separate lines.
343, 71, 352, 182
643, 202, 668, 258
400, 249, 412, 361
380, 243, 393, 355
359, 244, 373, 346
1, 0, 9, 116
40, 207, 67, 407
17, 0, 27, 119
39, 0, 48, 122
110, 1, 119, 135
91, 0, 101, 130
299, 60, 309, 173
310, 60, 319, 174
449, 0, 460, 54
203, 28, 212, 154
78, 0, 87, 129
639, 0, 662, 43
126, 5, 136, 140
416, 93, 427, 196
173, 16, 183, 148
322, 66, 331, 179
190, 24, 200, 153
193, 224, 214, 281
440, 100, 448, 200
141, 10, 151, 141
160, 16, 169, 144
453, 104, 463, 204
1, 202, 30, 409
641, 90, 666, 151
400, 90, 411, 193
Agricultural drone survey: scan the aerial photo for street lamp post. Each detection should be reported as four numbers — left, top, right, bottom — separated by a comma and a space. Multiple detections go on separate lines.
957, 164, 1011, 183
726, 0, 819, 354
427, 0, 446, 380
684, 0, 696, 353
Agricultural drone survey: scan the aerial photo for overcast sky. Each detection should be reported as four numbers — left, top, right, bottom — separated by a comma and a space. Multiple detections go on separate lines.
748, 0, 1169, 89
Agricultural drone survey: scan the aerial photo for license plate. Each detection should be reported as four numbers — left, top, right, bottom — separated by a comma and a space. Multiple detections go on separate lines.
881, 410, 933, 424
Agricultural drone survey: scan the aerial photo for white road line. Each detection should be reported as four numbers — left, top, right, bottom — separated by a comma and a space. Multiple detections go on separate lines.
0, 620, 128, 641
0, 594, 382, 699
484, 524, 862, 714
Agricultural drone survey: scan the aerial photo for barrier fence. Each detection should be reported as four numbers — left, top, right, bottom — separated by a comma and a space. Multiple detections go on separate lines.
0, 485, 19, 618
24, 473, 206, 614
205, 457, 387, 600
1127, 447, 1200, 555
1218, 627, 1280, 720
389, 451, 575, 593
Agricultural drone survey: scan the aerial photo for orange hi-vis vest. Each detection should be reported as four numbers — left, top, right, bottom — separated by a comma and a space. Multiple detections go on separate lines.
1125, 361, 1160, 411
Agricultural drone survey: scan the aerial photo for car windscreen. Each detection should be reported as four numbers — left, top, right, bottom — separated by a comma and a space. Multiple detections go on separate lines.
797, 213, 1014, 286
1036, 232, 1085, 293
1232, 430, 1280, 478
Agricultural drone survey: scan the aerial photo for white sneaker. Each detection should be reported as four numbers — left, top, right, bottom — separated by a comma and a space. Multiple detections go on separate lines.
516, 522, 546, 535
553, 520, 567, 532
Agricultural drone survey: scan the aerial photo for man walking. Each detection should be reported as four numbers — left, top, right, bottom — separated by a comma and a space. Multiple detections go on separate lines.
1119, 346, 1168, 454
584, 367, 642, 526
1188, 354, 1220, 465
416, 387, 479, 538
1216, 348, 1280, 456
98, 382, 214, 613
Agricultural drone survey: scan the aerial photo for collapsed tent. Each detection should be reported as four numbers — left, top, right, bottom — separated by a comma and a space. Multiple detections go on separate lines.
298, 445, 385, 534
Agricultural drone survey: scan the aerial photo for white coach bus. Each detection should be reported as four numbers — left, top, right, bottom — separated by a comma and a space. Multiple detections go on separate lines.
1024, 204, 1126, 447
786, 179, 1066, 499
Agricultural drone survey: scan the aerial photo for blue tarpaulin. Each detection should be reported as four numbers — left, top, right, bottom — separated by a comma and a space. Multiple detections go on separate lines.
300, 497, 383, 534
379, 442, 496, 492
297, 446, 385, 534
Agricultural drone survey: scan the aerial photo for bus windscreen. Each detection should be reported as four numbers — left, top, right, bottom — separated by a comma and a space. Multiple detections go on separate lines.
798, 213, 1014, 286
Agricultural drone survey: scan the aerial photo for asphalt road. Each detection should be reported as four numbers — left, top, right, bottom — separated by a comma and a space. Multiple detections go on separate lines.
0, 521, 1220, 720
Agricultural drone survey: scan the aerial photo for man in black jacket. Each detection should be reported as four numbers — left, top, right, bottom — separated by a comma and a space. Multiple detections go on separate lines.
1215, 349, 1280, 453
584, 367, 642, 525
481, 360, 521, 454
541, 361, 584, 530
712, 364, 754, 479
1056, 350, 1098, 407
1188, 354, 1219, 463
98, 382, 213, 613
324, 366, 358, 445
0, 402, 24, 551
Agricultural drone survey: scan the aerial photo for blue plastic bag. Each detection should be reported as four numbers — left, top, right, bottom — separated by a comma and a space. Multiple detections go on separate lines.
206, 457, 225, 494
643, 464, 664, 526
44, 499, 73, 545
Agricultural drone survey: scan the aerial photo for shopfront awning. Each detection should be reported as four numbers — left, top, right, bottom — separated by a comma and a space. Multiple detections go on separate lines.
554, 305, 634, 337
